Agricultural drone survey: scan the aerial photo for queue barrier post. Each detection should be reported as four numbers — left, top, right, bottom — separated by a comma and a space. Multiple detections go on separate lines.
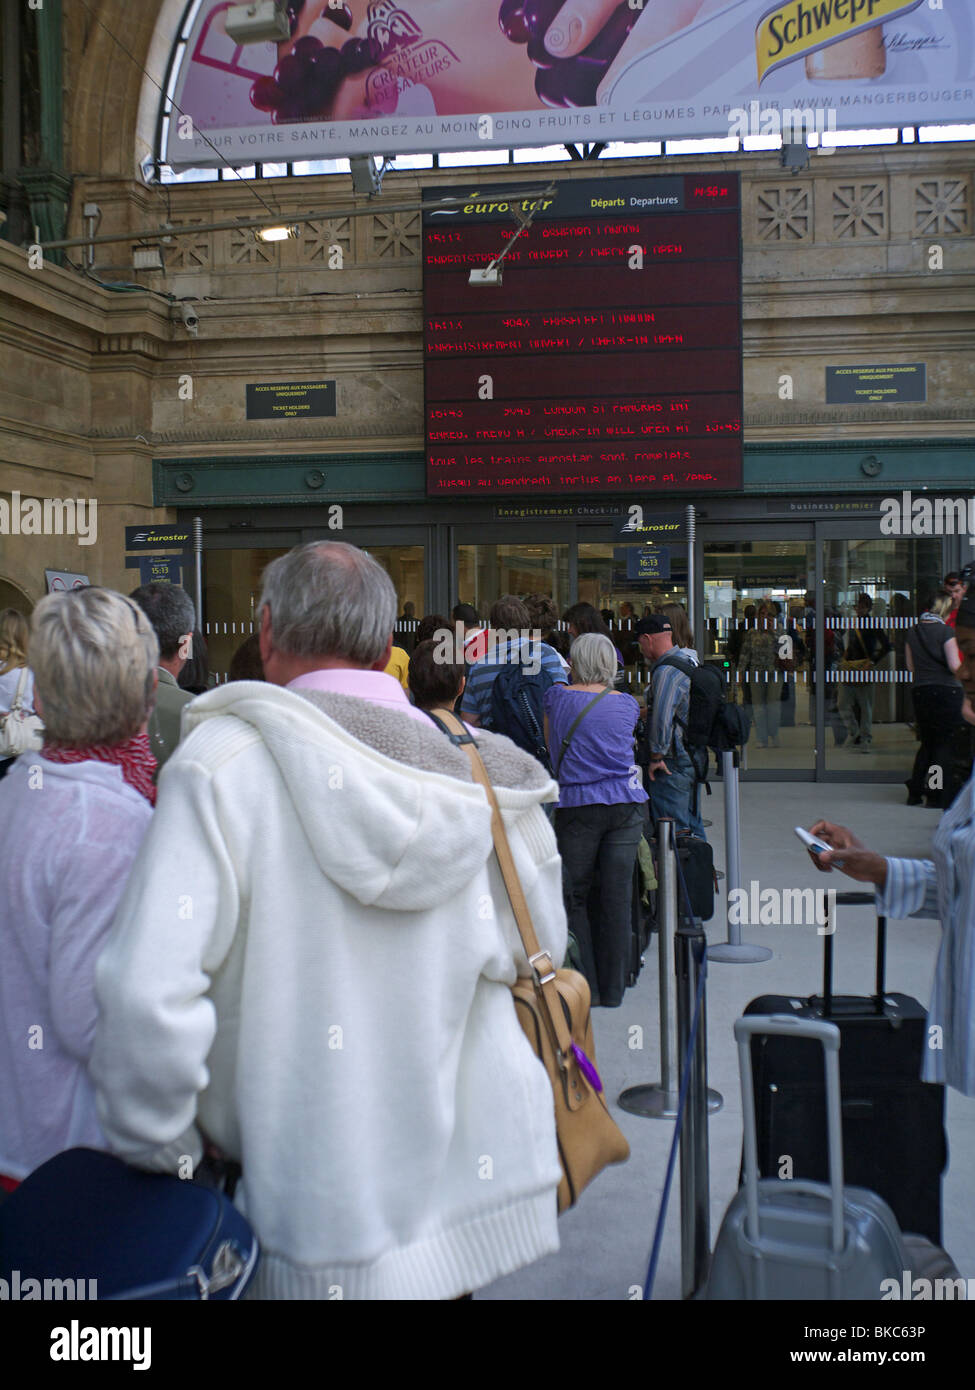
619, 818, 679, 1119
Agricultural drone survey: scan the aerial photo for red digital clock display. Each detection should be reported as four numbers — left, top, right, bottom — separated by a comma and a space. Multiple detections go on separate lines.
423, 173, 742, 497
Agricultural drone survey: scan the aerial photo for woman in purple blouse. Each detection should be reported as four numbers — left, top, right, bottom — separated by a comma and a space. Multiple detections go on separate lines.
544, 633, 649, 1008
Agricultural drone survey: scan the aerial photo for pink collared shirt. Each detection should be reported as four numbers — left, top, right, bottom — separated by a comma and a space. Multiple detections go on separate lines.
287, 668, 432, 725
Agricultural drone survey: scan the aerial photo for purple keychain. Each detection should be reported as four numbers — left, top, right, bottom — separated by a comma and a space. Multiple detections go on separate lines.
571, 1042, 603, 1093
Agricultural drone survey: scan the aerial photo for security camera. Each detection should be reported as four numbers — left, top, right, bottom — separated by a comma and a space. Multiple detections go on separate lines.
469, 264, 503, 287
224, 0, 290, 44
180, 302, 200, 335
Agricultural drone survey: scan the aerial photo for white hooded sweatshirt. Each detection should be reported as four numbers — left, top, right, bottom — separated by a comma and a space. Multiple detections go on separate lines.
91, 681, 566, 1300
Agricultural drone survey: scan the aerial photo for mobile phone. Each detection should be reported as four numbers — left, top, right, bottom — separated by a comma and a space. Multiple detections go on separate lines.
794, 825, 839, 859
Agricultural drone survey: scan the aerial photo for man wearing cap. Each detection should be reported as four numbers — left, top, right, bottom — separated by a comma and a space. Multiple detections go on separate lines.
636, 615, 707, 839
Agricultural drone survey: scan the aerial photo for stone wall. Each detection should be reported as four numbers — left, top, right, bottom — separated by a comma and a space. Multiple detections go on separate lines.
2, 140, 974, 605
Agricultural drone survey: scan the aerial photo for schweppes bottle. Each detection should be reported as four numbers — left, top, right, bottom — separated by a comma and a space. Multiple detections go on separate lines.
755, 1, 919, 85
805, 26, 885, 80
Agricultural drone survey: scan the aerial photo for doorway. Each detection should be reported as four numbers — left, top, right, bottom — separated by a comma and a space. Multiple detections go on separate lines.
702, 522, 948, 782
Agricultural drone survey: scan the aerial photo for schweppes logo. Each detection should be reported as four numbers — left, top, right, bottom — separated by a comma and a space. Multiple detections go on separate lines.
756, 0, 923, 83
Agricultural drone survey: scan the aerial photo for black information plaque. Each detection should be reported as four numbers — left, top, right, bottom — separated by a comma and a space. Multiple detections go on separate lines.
826, 364, 926, 405
246, 381, 337, 420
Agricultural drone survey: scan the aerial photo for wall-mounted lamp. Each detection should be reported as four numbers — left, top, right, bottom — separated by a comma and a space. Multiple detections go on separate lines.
255, 224, 299, 243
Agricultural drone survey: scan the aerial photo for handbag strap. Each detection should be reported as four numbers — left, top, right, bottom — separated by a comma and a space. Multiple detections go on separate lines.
553, 687, 610, 777
9, 665, 29, 713
424, 709, 574, 1062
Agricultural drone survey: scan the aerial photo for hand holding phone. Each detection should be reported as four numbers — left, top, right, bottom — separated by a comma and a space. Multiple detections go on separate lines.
799, 821, 888, 888
794, 825, 835, 857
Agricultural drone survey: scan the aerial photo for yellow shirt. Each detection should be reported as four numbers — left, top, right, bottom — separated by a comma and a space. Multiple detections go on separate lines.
384, 645, 410, 692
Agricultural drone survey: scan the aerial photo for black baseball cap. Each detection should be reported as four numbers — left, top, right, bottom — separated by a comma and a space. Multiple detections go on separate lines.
635, 616, 672, 636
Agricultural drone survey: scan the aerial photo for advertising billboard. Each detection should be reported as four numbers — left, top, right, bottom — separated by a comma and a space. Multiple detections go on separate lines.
166, 0, 975, 169
423, 173, 742, 497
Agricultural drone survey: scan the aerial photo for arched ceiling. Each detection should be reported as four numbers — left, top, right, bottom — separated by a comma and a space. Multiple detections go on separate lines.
66, 0, 185, 178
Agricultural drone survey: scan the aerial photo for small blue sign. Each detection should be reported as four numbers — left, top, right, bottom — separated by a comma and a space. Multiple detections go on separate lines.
124, 554, 184, 585
626, 546, 670, 580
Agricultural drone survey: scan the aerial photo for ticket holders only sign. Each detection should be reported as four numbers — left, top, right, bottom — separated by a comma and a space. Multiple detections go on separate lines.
246, 381, 337, 419
423, 173, 743, 497
826, 363, 927, 404
165, 1, 975, 167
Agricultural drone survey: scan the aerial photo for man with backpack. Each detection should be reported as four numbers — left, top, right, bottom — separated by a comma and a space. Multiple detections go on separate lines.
637, 615, 711, 839
461, 595, 567, 768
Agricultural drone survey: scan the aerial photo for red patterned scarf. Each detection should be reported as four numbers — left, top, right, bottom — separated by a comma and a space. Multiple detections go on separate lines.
42, 732, 157, 806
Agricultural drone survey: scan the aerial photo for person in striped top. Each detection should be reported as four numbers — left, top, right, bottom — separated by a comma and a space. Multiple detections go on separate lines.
460, 595, 567, 729
808, 769, 975, 1097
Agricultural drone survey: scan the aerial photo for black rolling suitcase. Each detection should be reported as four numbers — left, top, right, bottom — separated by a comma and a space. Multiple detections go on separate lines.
743, 891, 947, 1243
627, 849, 654, 987
584, 855, 651, 991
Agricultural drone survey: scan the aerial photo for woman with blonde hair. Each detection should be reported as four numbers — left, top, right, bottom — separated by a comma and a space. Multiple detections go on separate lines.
0, 609, 35, 781
0, 588, 159, 1191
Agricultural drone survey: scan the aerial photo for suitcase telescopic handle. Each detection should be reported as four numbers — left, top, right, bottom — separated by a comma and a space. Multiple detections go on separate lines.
821, 892, 887, 1016
734, 1015, 845, 1268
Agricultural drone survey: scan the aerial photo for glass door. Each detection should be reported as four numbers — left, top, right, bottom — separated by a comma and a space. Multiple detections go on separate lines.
820, 528, 944, 782
702, 529, 817, 776
453, 522, 571, 621
204, 545, 290, 683
578, 540, 689, 693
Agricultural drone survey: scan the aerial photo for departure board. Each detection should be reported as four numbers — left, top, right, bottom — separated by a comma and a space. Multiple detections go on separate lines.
423, 174, 742, 497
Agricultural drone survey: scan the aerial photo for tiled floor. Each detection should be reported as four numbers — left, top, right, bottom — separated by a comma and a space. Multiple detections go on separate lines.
476, 780, 974, 1301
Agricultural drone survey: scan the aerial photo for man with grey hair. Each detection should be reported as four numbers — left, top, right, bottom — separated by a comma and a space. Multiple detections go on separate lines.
129, 583, 197, 772
93, 541, 567, 1301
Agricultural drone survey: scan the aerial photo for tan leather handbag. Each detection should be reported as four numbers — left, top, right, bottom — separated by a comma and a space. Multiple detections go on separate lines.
429, 710, 630, 1213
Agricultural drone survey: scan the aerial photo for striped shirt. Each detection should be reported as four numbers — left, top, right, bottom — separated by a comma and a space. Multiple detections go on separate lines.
875, 773, 975, 1095
461, 638, 567, 727
645, 655, 691, 760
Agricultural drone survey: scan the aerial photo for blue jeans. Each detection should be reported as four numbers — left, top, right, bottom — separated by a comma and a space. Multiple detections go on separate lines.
751, 680, 781, 745
838, 682, 874, 742
648, 748, 707, 840
555, 801, 648, 1008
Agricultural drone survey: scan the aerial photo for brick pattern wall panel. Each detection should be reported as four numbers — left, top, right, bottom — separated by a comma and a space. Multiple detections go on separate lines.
299, 216, 354, 265
365, 211, 420, 261
828, 180, 888, 239
751, 183, 813, 242
166, 219, 212, 270
225, 227, 277, 265
914, 177, 971, 236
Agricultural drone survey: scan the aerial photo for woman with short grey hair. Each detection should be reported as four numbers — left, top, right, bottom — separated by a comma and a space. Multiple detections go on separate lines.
543, 632, 649, 1008
566, 632, 618, 687
0, 588, 158, 1191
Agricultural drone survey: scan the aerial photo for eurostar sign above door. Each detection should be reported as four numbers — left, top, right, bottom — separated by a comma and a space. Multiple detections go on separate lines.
165, 0, 975, 169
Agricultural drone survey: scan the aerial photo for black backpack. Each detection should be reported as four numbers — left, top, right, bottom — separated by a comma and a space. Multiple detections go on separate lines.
646, 653, 745, 781
489, 661, 557, 771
